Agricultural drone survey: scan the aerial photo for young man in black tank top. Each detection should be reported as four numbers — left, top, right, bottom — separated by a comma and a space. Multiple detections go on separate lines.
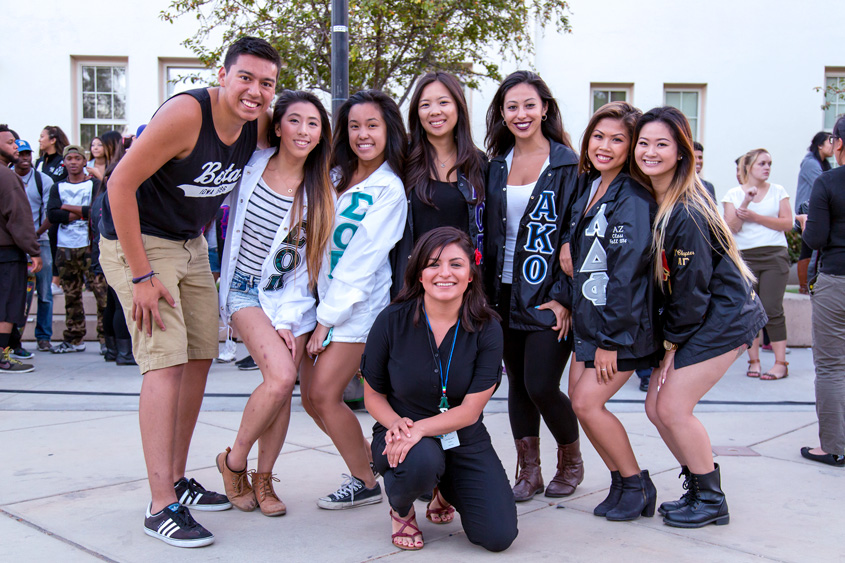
99, 37, 280, 548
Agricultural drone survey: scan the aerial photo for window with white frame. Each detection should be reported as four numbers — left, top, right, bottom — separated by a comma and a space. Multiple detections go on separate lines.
159, 59, 217, 105
824, 71, 845, 130
164, 65, 217, 99
79, 63, 128, 150
590, 84, 632, 114
664, 86, 704, 141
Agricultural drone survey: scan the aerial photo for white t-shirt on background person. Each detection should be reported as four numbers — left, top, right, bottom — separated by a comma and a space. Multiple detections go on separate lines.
722, 183, 791, 250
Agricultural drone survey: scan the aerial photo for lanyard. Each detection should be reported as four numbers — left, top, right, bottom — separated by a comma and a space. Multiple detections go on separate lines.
423, 309, 460, 412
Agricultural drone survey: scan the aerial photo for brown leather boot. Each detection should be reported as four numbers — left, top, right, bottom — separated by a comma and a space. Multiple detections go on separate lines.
512, 437, 544, 501
797, 258, 810, 294
545, 439, 585, 497
215, 447, 257, 511
251, 471, 287, 516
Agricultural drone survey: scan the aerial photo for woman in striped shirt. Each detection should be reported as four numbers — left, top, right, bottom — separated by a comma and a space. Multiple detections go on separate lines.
216, 90, 335, 516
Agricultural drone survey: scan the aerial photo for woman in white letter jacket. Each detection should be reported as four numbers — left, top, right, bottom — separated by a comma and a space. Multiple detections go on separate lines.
219, 149, 316, 336
301, 90, 408, 509
214, 91, 337, 516
315, 162, 407, 342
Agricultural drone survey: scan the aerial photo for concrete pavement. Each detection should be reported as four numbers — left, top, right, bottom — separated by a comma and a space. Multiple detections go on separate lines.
1, 344, 841, 562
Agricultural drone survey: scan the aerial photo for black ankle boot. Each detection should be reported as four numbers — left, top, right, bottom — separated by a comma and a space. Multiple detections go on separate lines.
103, 336, 117, 362
663, 464, 729, 528
658, 466, 691, 515
606, 470, 656, 521
115, 338, 137, 366
593, 471, 623, 516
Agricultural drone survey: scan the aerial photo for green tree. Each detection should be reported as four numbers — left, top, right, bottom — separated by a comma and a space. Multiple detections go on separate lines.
161, 0, 570, 104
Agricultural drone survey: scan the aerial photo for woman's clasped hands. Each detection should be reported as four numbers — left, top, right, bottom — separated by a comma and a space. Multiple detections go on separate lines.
383, 417, 423, 467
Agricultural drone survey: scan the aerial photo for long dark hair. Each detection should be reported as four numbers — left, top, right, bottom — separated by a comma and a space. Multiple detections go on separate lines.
395, 226, 499, 332
578, 101, 641, 176
40, 125, 69, 158
330, 90, 407, 193
484, 70, 572, 158
268, 90, 334, 290
809, 131, 833, 172
99, 130, 126, 168
406, 72, 485, 205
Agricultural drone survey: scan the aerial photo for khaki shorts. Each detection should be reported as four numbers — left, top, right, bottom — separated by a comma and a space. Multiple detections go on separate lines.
99, 234, 219, 374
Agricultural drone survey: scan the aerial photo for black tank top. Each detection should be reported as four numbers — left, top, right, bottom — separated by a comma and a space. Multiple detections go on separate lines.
100, 88, 258, 241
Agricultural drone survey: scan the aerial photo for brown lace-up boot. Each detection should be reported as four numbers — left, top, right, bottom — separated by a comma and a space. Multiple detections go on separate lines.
512, 437, 544, 501
215, 447, 257, 511
251, 472, 287, 516
545, 439, 584, 497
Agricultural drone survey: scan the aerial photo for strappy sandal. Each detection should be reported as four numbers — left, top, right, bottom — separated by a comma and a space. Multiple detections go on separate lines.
425, 486, 455, 524
761, 360, 789, 380
746, 359, 761, 378
390, 509, 424, 551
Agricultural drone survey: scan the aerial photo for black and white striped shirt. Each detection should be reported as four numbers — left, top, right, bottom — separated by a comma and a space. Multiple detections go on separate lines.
235, 177, 294, 276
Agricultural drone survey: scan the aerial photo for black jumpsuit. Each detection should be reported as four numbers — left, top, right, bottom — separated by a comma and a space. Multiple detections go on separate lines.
362, 300, 518, 552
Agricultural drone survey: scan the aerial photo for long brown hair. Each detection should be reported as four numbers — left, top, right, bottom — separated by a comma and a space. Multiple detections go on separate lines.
99, 131, 126, 168
268, 90, 334, 290
631, 106, 754, 284
39, 125, 69, 158
395, 226, 499, 332
484, 70, 573, 158
578, 101, 641, 176
406, 72, 485, 205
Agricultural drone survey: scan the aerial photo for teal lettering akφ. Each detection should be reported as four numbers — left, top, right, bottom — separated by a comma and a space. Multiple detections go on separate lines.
340, 192, 374, 221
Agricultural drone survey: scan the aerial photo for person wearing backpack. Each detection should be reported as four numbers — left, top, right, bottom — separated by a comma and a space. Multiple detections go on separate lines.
13, 139, 55, 352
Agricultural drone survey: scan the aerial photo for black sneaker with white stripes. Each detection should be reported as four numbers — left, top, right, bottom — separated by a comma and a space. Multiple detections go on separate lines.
143, 502, 214, 548
317, 474, 382, 510
175, 477, 232, 511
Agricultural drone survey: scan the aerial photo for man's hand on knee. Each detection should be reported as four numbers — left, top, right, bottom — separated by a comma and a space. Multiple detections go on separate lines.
132, 276, 176, 336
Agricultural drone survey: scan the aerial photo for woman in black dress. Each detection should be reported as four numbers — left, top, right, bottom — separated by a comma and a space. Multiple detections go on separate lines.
363, 227, 517, 552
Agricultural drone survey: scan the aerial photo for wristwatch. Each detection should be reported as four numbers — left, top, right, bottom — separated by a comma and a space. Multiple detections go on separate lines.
663, 340, 678, 351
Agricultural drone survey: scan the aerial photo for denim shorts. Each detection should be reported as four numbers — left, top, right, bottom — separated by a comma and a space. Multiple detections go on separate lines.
227, 269, 261, 314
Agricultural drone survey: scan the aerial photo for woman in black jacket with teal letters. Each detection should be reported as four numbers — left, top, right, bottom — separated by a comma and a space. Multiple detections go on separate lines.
482, 70, 583, 501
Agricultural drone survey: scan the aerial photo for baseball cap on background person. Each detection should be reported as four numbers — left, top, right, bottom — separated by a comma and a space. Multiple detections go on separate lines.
62, 145, 85, 158
15, 139, 33, 153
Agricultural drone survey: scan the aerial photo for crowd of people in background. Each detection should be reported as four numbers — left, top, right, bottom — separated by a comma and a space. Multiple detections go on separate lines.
2, 35, 843, 554
0, 124, 137, 369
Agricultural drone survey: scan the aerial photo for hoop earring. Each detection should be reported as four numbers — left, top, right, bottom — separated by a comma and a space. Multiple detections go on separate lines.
502, 119, 507, 127
542, 114, 548, 121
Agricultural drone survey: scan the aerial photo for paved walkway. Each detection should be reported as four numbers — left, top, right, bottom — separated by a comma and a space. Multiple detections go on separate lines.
1, 345, 840, 562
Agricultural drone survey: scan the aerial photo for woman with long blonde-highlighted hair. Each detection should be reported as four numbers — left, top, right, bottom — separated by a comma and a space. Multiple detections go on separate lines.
631, 106, 766, 528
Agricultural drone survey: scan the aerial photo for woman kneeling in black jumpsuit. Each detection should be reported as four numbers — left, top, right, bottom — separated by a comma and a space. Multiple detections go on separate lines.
363, 227, 517, 552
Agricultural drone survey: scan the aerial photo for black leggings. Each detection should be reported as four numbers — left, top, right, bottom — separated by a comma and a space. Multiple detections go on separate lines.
500, 287, 579, 445
372, 431, 518, 552
103, 286, 131, 339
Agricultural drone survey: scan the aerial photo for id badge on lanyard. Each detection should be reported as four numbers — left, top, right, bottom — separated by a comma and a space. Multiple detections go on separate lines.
426, 312, 461, 450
